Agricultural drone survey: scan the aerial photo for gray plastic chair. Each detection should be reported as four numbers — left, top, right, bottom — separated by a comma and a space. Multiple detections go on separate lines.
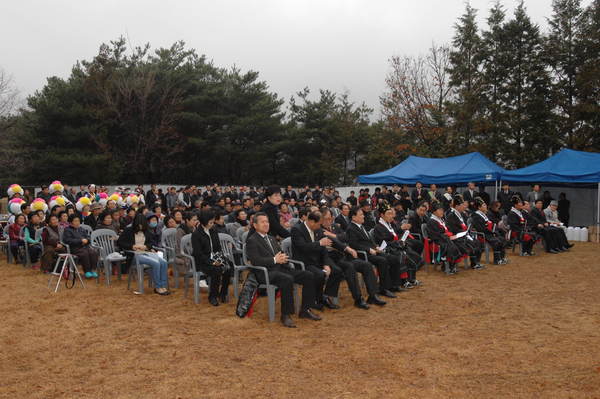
91, 229, 126, 285
19, 227, 40, 267
126, 251, 154, 294
80, 224, 93, 236
235, 226, 246, 244
0, 224, 10, 263
219, 233, 247, 299
156, 228, 177, 288
225, 223, 239, 238
180, 234, 206, 304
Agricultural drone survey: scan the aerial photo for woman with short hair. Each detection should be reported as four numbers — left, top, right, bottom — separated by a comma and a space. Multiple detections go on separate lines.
62, 214, 99, 278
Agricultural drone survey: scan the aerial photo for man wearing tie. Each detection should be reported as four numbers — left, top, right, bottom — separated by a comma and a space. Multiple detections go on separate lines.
411, 182, 427, 210
291, 211, 344, 310
346, 207, 397, 298
462, 181, 478, 211
245, 212, 321, 328
526, 184, 542, 204
335, 203, 351, 230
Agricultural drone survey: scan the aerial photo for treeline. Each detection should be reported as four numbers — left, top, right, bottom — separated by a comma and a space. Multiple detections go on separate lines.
0, 0, 599, 186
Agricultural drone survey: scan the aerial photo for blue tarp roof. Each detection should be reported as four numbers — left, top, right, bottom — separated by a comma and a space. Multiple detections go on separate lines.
358, 152, 506, 185
501, 149, 600, 183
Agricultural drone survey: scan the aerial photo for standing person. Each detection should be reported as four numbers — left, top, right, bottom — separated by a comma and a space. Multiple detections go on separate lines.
462, 182, 478, 212
526, 184, 542, 204
246, 212, 320, 328
497, 183, 515, 215
191, 209, 232, 306
557, 193, 570, 226
428, 184, 443, 203
117, 213, 170, 295
411, 182, 427, 209
346, 190, 358, 207
260, 185, 290, 239
542, 191, 554, 209
62, 214, 99, 279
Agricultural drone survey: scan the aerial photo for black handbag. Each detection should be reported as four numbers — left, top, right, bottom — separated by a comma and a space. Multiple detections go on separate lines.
236, 273, 259, 318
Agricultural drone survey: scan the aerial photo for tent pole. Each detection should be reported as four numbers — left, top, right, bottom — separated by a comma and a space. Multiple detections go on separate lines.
597, 182, 599, 243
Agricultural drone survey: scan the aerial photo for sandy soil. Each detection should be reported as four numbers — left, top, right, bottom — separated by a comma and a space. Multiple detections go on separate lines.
1, 242, 599, 399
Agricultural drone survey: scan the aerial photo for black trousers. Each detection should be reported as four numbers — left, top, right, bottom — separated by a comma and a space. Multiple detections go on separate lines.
338, 258, 379, 300
367, 254, 392, 291
255, 266, 316, 316
307, 263, 344, 300
454, 237, 483, 265
202, 264, 233, 299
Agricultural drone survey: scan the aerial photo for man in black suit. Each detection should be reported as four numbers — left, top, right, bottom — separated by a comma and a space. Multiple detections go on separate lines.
320, 208, 386, 309
283, 185, 297, 201
497, 183, 515, 215
408, 202, 428, 236
245, 212, 320, 328
411, 182, 427, 210
260, 185, 290, 239
291, 211, 344, 310
335, 203, 351, 230
345, 207, 397, 298
427, 184, 443, 203
462, 181, 478, 212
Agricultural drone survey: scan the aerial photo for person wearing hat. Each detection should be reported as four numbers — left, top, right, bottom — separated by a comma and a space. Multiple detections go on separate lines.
446, 194, 484, 270
426, 202, 464, 274
471, 198, 509, 264
373, 201, 423, 289
260, 185, 290, 239
507, 196, 536, 256
84, 203, 103, 230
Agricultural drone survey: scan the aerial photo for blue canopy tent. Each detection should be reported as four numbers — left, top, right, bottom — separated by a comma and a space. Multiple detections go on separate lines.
358, 152, 506, 185
501, 149, 600, 242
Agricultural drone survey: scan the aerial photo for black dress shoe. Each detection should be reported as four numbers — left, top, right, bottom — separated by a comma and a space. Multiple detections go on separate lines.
312, 302, 324, 311
323, 297, 340, 310
367, 295, 386, 306
566, 243, 574, 248
379, 289, 397, 298
299, 309, 322, 321
547, 249, 559, 254
354, 299, 370, 310
208, 296, 219, 307
390, 286, 406, 292
281, 315, 297, 328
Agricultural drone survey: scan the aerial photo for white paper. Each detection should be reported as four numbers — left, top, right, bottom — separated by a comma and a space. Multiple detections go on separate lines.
401, 230, 410, 242
454, 231, 468, 239
379, 240, 387, 250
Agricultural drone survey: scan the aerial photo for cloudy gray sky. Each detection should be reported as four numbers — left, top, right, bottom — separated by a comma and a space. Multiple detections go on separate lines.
0, 1, 588, 115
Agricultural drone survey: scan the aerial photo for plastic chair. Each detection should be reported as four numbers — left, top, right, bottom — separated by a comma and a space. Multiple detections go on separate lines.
225, 223, 239, 238
91, 229, 126, 285
19, 227, 40, 267
219, 233, 247, 299
155, 228, 177, 288
126, 251, 154, 294
235, 226, 247, 244
80, 224, 93, 236
1, 224, 13, 263
179, 234, 206, 304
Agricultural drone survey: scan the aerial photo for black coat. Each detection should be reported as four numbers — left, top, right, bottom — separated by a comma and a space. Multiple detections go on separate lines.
261, 201, 290, 238
335, 213, 350, 231
446, 209, 468, 235
346, 222, 376, 253
426, 217, 452, 244
191, 228, 222, 272
290, 223, 333, 267
411, 188, 427, 206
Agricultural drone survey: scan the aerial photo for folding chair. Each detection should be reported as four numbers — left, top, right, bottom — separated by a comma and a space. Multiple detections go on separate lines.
47, 242, 85, 292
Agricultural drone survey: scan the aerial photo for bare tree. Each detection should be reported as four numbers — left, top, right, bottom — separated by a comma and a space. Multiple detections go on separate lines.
380, 44, 454, 156
0, 67, 20, 117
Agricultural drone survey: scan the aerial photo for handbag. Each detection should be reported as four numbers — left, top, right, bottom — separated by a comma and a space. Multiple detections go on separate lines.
236, 273, 259, 318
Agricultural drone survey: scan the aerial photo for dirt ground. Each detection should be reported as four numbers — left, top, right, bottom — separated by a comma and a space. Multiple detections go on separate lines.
1, 242, 600, 399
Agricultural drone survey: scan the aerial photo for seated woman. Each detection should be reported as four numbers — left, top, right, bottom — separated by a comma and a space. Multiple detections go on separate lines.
23, 213, 43, 269
62, 214, 100, 278
9, 214, 26, 262
117, 213, 170, 295
506, 196, 535, 257
446, 195, 484, 270
426, 202, 465, 275
41, 214, 66, 273
58, 211, 70, 229
231, 209, 250, 232
279, 203, 293, 225
95, 210, 118, 233
191, 209, 232, 306
163, 215, 178, 229
146, 213, 162, 246
471, 198, 509, 265
373, 202, 422, 288
35, 210, 47, 227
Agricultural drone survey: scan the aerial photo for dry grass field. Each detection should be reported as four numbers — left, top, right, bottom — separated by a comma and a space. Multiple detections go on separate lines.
1, 243, 600, 398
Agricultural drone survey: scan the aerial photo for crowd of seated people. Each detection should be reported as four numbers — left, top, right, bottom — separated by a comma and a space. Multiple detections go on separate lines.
0, 180, 576, 328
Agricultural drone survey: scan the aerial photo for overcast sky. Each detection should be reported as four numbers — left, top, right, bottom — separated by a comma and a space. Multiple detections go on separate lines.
1, 0, 589, 116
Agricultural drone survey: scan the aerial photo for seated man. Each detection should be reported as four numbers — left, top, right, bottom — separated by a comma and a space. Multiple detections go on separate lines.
426, 202, 465, 274
291, 210, 344, 310
319, 208, 385, 309
245, 212, 320, 328
446, 195, 484, 270
507, 197, 536, 257
345, 207, 397, 298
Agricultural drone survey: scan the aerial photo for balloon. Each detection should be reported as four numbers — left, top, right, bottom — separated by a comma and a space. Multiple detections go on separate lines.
98, 192, 108, 206
48, 195, 67, 210
76, 196, 92, 212
31, 198, 48, 213
126, 194, 139, 206
7, 184, 23, 198
49, 180, 64, 193
8, 198, 25, 215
